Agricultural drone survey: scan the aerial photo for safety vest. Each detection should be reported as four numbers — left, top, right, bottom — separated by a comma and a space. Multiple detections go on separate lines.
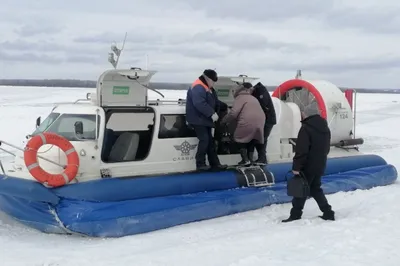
191, 79, 211, 92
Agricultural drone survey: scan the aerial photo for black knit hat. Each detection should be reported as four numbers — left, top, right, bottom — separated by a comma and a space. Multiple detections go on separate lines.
203, 69, 218, 82
242, 82, 253, 89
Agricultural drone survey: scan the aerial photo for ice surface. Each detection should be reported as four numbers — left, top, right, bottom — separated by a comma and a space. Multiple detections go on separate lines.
0, 86, 399, 266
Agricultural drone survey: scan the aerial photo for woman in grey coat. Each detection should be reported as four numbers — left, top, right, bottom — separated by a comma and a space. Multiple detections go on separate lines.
221, 83, 266, 165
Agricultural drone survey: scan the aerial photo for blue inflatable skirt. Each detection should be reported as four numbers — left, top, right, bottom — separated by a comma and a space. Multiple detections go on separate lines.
0, 154, 397, 237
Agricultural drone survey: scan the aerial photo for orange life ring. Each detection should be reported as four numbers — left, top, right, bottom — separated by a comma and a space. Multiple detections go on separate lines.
23, 132, 80, 187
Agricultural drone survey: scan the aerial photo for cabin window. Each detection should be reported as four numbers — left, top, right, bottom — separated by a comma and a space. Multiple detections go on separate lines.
31, 112, 60, 136
101, 110, 155, 163
33, 113, 99, 141
158, 114, 196, 139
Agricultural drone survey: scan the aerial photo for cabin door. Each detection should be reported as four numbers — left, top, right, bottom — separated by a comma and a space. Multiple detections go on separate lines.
99, 108, 155, 178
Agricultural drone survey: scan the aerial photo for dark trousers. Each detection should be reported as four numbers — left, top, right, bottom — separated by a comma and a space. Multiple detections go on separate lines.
237, 140, 261, 152
261, 123, 274, 151
290, 174, 332, 218
263, 123, 274, 143
193, 125, 220, 167
248, 123, 274, 161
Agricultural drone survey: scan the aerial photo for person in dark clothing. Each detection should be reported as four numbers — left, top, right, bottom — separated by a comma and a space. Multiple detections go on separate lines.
248, 82, 276, 164
211, 87, 228, 115
185, 69, 227, 171
282, 101, 335, 222
211, 87, 229, 154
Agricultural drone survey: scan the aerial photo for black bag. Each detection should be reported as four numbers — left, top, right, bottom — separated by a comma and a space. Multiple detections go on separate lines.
286, 172, 310, 198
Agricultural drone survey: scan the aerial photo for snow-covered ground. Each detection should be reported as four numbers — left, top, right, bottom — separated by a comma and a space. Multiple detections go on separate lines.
0, 86, 399, 266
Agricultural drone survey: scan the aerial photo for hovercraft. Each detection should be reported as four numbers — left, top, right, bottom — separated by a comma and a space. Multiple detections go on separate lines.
0, 68, 396, 238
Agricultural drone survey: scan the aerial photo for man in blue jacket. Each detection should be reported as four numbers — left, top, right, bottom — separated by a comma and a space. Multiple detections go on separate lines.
186, 69, 227, 171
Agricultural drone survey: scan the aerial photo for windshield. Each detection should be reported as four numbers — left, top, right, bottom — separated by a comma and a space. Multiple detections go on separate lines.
32, 113, 100, 141
32, 112, 60, 136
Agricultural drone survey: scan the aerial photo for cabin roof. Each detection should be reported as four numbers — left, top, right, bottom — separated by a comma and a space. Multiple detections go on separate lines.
52, 100, 186, 115
152, 104, 185, 114
53, 103, 100, 114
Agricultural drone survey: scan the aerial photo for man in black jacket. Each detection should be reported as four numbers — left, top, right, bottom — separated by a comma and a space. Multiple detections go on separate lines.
282, 101, 335, 222
248, 82, 276, 163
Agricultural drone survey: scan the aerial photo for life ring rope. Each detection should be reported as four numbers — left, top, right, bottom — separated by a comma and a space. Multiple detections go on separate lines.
23, 132, 80, 187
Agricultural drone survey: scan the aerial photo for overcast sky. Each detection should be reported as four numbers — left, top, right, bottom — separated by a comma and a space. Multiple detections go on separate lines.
1, 0, 399, 88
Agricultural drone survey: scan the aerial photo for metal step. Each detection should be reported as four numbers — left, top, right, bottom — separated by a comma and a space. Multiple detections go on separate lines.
236, 165, 275, 187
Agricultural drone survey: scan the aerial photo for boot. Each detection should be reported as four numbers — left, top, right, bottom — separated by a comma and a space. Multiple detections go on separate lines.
281, 216, 301, 223
255, 144, 267, 164
282, 205, 303, 222
319, 210, 335, 221
238, 148, 251, 165
248, 152, 254, 164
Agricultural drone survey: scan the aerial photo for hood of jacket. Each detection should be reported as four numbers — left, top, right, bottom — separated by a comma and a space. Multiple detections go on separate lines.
234, 85, 251, 98
301, 114, 330, 133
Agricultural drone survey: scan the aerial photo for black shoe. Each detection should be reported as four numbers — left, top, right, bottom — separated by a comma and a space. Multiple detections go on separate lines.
211, 164, 228, 170
255, 158, 267, 164
196, 165, 210, 171
238, 148, 251, 165
238, 160, 251, 165
255, 154, 267, 164
281, 216, 301, 223
319, 211, 335, 221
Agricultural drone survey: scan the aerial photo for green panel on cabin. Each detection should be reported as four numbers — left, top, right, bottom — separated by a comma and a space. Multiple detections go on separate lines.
216, 88, 230, 97
112, 86, 130, 95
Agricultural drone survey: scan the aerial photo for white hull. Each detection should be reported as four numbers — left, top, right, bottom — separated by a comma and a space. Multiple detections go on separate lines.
0, 68, 360, 186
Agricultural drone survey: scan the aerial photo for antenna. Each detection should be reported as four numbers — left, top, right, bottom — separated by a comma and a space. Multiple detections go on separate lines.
108, 32, 128, 69
238, 74, 249, 83
295, 69, 302, 79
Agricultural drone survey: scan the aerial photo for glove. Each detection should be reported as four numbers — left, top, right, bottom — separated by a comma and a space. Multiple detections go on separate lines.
211, 113, 219, 122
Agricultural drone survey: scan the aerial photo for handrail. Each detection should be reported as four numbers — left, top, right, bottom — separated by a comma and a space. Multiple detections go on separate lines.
148, 99, 186, 105
74, 99, 91, 104
0, 140, 66, 168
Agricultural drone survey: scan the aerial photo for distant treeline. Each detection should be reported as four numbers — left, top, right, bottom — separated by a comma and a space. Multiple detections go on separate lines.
0, 79, 398, 94
0, 79, 96, 88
